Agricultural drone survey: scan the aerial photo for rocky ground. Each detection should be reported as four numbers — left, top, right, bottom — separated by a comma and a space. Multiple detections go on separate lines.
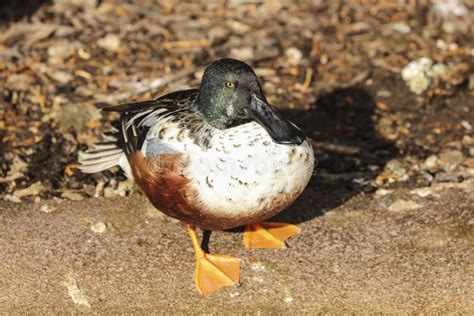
0, 0, 473, 313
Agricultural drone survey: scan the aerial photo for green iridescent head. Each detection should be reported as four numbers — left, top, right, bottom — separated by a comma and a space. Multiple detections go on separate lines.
195, 58, 305, 145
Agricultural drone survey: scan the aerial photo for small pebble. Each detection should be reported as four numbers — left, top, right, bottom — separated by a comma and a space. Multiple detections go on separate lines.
462, 135, 473, 146
90, 222, 107, 233
390, 21, 411, 33
376, 89, 392, 97
442, 21, 457, 34
375, 189, 393, 196
13, 181, 42, 198
117, 179, 135, 197
49, 70, 74, 84
411, 187, 437, 198
285, 47, 303, 66
230, 47, 254, 60
103, 187, 116, 198
47, 42, 76, 60
94, 180, 106, 198
61, 190, 84, 201
40, 204, 56, 213
97, 34, 121, 51
6, 74, 35, 92
438, 150, 464, 172
469, 73, 474, 90
462, 158, 474, 169
401, 58, 448, 95
461, 120, 472, 131
377, 159, 409, 185
250, 261, 266, 271
401, 57, 433, 94
424, 155, 441, 173
426, 63, 448, 79
4, 194, 21, 203
389, 199, 421, 212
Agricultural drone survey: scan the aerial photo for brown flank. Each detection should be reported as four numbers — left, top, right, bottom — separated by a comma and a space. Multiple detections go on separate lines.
128, 151, 300, 230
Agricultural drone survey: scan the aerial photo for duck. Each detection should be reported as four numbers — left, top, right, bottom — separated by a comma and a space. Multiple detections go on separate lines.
79, 58, 314, 295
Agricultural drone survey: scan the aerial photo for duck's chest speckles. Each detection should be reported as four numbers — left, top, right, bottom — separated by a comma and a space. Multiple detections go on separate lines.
186, 122, 314, 218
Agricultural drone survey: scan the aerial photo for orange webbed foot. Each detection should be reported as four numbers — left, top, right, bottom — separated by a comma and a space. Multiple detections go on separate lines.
195, 253, 241, 295
183, 223, 240, 295
243, 222, 301, 249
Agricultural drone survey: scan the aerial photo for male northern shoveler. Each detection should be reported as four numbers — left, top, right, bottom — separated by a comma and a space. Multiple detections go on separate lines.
79, 58, 314, 295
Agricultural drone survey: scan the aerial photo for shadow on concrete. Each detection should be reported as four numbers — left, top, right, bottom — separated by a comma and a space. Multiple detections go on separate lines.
274, 86, 398, 225
0, 0, 50, 25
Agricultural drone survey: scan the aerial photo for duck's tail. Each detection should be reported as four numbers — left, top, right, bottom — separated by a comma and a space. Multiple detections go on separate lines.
78, 111, 150, 179
79, 98, 168, 178
78, 122, 128, 174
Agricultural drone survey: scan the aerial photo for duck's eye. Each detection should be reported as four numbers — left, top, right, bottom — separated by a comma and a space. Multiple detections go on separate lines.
225, 81, 235, 89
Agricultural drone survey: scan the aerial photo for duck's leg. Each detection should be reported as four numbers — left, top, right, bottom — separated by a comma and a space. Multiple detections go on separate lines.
183, 223, 240, 295
243, 222, 301, 249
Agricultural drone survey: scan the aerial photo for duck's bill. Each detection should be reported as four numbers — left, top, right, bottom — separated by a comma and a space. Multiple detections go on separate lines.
248, 94, 306, 145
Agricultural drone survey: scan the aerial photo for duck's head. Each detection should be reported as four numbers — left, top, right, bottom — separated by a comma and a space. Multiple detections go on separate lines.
194, 58, 305, 145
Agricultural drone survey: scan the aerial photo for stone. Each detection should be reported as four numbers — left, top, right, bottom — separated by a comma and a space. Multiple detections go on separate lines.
438, 150, 464, 172
285, 47, 303, 66
6, 73, 35, 92
411, 187, 439, 198
401, 58, 448, 95
61, 190, 84, 201
442, 21, 457, 33
90, 222, 107, 233
424, 154, 441, 173
47, 42, 76, 60
463, 158, 474, 169
401, 57, 433, 94
97, 34, 121, 51
406, 73, 430, 95
230, 47, 254, 60
103, 187, 116, 198
49, 70, 74, 84
375, 189, 393, 197
469, 73, 474, 90
116, 179, 135, 197
460, 120, 472, 131
390, 21, 411, 33
426, 63, 448, 79
40, 204, 56, 213
13, 181, 43, 198
386, 159, 409, 181
4, 194, 21, 203
388, 199, 421, 212
375, 167, 405, 187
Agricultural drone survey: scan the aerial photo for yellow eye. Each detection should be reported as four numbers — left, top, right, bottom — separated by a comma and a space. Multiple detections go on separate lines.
225, 81, 235, 89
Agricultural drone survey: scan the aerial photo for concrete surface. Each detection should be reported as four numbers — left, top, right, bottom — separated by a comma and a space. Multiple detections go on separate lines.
1, 184, 473, 313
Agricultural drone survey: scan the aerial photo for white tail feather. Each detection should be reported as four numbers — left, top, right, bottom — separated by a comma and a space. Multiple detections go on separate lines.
79, 147, 123, 174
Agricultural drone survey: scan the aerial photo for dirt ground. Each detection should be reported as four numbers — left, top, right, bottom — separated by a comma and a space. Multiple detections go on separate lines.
1, 185, 473, 313
0, 0, 473, 313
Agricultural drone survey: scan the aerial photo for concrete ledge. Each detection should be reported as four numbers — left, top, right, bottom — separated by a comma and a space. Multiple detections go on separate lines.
1, 187, 473, 313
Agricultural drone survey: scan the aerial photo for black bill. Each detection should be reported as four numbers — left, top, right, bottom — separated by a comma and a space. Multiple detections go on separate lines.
247, 93, 306, 145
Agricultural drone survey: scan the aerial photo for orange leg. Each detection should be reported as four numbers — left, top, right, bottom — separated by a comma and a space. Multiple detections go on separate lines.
243, 222, 301, 249
183, 223, 240, 295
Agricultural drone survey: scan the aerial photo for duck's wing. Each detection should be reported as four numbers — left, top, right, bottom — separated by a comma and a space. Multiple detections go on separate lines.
79, 89, 198, 175
102, 89, 198, 113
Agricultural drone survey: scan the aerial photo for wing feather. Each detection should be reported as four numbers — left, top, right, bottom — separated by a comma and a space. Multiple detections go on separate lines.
79, 89, 198, 176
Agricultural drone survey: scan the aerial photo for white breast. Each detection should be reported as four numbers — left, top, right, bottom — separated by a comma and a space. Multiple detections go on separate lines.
183, 122, 314, 219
